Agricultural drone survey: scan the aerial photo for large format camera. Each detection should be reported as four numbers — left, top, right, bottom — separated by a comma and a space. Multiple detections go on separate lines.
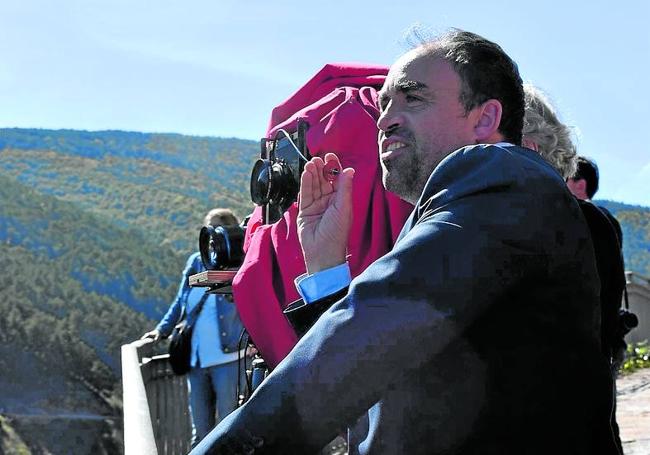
250, 121, 310, 224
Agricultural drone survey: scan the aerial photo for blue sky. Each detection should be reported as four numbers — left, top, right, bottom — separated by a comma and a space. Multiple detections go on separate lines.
1, 0, 648, 206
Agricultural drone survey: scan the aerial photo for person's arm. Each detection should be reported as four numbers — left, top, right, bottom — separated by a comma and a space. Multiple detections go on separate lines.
294, 262, 351, 303
191, 197, 523, 454
192, 213, 515, 454
142, 253, 198, 340
189, 149, 537, 453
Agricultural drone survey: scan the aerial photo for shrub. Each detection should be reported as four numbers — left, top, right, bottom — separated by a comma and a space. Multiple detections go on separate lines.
620, 340, 650, 374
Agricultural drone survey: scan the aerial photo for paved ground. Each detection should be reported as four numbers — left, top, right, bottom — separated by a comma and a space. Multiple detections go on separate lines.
617, 368, 650, 454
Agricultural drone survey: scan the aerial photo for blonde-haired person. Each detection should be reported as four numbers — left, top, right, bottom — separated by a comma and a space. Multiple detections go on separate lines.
522, 83, 577, 179
142, 208, 246, 448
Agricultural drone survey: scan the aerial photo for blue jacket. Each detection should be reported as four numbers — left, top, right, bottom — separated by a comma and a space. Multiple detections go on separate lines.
157, 252, 244, 367
192, 145, 617, 454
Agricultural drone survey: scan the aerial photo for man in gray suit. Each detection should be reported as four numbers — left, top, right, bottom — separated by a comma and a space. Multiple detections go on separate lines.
192, 29, 617, 455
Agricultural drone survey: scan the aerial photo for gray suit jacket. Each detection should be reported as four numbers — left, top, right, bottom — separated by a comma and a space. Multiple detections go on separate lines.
191, 144, 617, 454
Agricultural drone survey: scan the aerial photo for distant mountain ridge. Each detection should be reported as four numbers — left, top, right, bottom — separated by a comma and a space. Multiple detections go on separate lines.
0, 128, 257, 252
0, 127, 251, 178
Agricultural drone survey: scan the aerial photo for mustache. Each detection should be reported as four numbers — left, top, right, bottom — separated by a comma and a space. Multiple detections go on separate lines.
380, 126, 414, 141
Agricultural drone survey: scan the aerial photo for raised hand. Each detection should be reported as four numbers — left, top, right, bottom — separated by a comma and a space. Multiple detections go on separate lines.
297, 153, 355, 274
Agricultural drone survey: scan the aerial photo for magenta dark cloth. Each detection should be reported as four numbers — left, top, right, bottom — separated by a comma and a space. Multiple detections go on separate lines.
232, 63, 413, 367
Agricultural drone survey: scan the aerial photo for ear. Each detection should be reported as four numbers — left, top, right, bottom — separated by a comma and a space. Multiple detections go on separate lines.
575, 178, 588, 195
522, 137, 539, 152
566, 177, 588, 199
473, 99, 503, 142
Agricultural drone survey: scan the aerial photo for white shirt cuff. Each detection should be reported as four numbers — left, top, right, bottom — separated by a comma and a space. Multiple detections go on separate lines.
294, 263, 351, 304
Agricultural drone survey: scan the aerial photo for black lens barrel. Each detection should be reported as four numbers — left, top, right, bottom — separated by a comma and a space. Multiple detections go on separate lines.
199, 224, 245, 270
250, 159, 272, 205
250, 158, 298, 207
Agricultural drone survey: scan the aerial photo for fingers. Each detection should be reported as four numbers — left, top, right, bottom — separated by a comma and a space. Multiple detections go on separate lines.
299, 153, 354, 213
324, 153, 353, 206
311, 157, 336, 199
299, 161, 315, 209
311, 158, 324, 200
333, 167, 355, 228
299, 156, 334, 208
336, 167, 355, 203
299, 159, 324, 210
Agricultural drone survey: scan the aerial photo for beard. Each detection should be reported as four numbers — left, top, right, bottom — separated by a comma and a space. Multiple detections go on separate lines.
381, 145, 428, 205
379, 126, 462, 205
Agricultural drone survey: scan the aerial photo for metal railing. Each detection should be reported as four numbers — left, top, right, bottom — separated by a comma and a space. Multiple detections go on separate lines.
122, 339, 191, 455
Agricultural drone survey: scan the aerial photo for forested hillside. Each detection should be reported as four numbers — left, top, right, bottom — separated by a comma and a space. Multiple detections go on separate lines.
597, 200, 650, 277
0, 128, 258, 454
0, 174, 178, 452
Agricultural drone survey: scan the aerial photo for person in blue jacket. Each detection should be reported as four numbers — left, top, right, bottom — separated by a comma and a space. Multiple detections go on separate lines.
192, 30, 617, 454
142, 208, 245, 447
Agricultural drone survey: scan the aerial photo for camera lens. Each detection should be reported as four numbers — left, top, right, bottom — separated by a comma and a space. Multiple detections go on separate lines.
249, 158, 298, 207
199, 225, 245, 270
250, 159, 272, 205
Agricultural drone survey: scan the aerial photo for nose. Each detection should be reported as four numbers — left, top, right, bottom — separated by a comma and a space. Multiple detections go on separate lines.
377, 100, 403, 134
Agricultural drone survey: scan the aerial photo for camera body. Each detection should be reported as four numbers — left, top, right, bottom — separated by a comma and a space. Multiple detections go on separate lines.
250, 121, 310, 224
618, 308, 639, 336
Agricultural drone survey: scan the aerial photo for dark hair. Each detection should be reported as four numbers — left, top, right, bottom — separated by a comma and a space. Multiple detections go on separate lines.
572, 156, 599, 199
416, 29, 525, 145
